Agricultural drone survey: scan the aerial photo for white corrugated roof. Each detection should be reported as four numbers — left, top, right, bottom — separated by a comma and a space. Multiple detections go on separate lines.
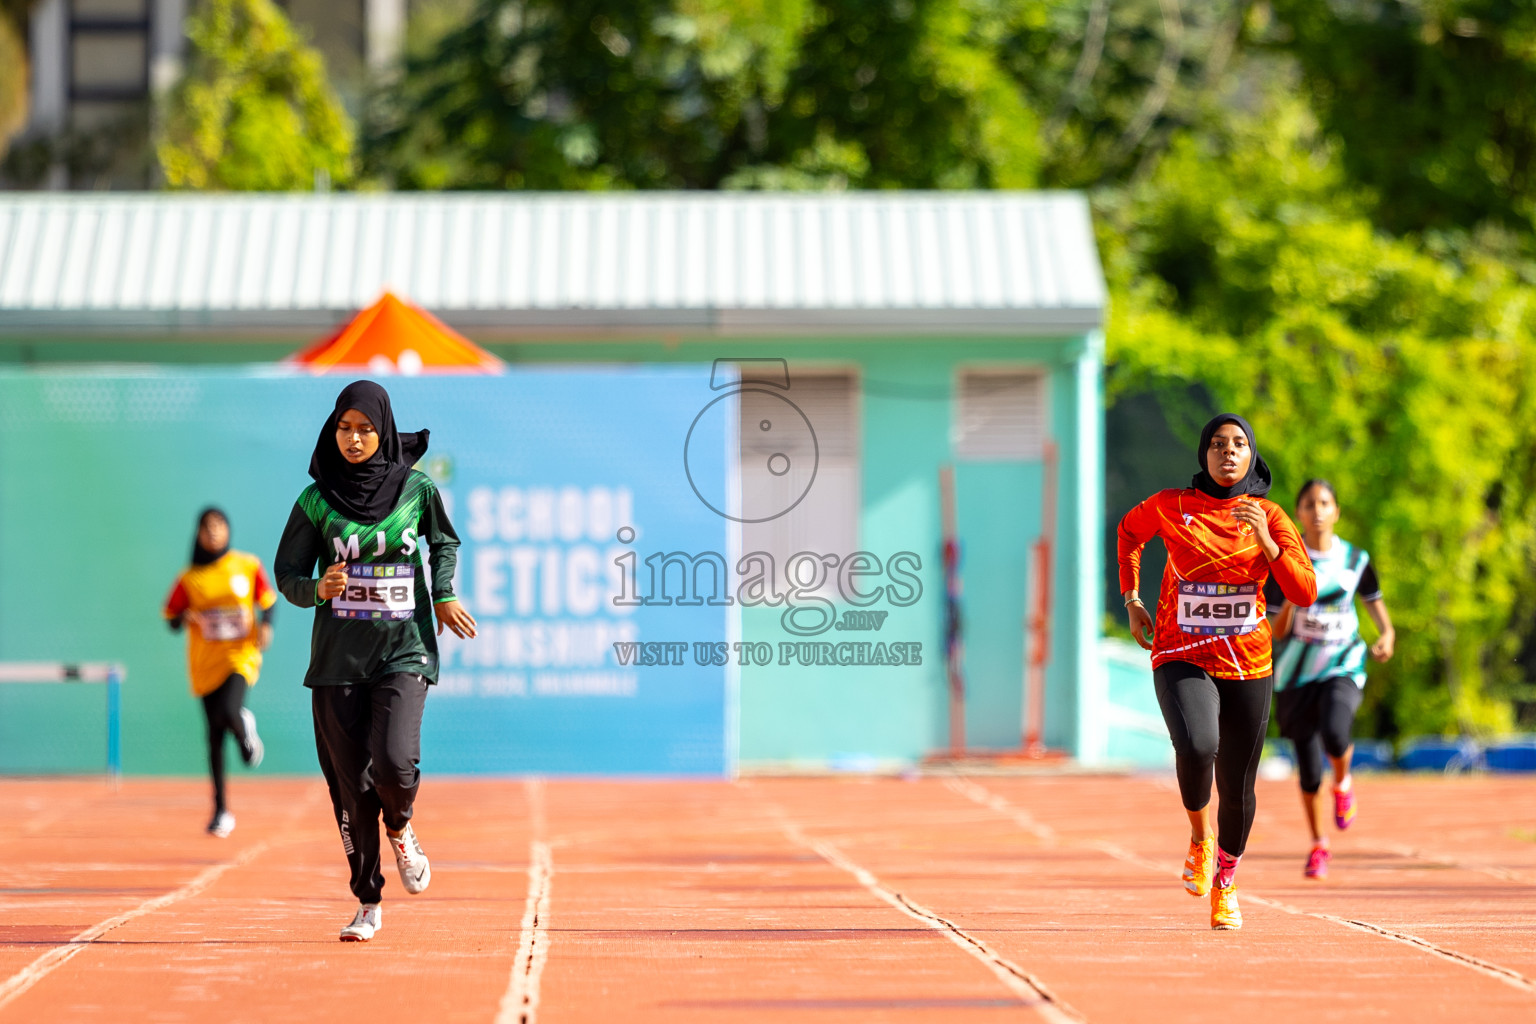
0, 192, 1104, 333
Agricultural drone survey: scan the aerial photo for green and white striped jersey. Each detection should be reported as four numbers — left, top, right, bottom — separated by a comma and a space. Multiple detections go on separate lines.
1273, 538, 1381, 691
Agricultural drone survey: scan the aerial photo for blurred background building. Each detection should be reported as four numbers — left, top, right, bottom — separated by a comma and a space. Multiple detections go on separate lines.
0, 189, 1147, 772
4, 0, 415, 188
1, 0, 1532, 764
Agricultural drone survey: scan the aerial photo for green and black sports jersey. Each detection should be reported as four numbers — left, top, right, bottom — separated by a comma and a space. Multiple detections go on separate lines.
274, 469, 460, 687
1273, 538, 1381, 692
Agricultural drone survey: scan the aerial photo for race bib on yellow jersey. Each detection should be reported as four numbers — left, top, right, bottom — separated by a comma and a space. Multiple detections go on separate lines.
1176, 580, 1261, 636
198, 605, 251, 641
333, 564, 416, 621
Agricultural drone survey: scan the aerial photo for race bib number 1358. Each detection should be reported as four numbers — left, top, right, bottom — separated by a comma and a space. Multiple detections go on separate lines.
1175, 580, 1261, 636
333, 563, 416, 621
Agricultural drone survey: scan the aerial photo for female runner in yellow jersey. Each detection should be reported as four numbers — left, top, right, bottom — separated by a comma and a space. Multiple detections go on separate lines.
163, 508, 276, 837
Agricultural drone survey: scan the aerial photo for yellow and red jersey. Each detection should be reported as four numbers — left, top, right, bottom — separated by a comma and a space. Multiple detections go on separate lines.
163, 550, 277, 697
1117, 489, 1316, 679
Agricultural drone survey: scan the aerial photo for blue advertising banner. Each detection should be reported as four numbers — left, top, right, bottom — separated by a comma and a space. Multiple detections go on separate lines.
0, 368, 733, 776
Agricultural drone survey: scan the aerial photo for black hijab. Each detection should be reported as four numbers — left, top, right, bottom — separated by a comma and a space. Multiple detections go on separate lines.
191, 507, 229, 565
308, 380, 429, 524
1191, 413, 1272, 499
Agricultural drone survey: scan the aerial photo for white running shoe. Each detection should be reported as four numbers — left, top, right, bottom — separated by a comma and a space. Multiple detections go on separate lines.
240, 707, 264, 769
207, 811, 235, 838
339, 903, 381, 942
388, 823, 431, 894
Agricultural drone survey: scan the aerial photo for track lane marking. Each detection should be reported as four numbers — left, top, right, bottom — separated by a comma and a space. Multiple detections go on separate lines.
0, 782, 326, 1015
496, 778, 553, 1024
0, 840, 271, 1012
765, 800, 1084, 1024
1373, 840, 1530, 883
946, 777, 1536, 996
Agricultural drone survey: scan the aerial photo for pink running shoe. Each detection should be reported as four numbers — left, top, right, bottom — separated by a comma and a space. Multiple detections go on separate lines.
1304, 845, 1330, 879
1334, 784, 1357, 830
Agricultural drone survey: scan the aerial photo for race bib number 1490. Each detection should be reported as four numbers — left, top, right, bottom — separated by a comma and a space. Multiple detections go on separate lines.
1175, 580, 1261, 636
333, 564, 416, 621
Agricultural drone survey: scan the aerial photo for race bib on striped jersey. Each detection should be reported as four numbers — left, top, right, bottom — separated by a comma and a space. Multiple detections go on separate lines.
333, 564, 416, 621
1175, 580, 1261, 636
1292, 605, 1355, 645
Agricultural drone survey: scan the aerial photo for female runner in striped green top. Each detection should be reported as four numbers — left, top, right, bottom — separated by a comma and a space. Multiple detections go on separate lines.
1271, 479, 1394, 880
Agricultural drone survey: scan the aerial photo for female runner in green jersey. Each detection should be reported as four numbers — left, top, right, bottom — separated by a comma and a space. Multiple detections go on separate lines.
275, 380, 477, 941
1272, 479, 1393, 880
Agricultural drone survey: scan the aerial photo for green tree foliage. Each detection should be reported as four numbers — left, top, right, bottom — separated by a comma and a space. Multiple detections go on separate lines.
1266, 0, 1536, 233
1102, 94, 1536, 736
362, 0, 1536, 734
0, 1, 40, 157
157, 0, 355, 190
365, 0, 1036, 189
1001, 0, 1248, 188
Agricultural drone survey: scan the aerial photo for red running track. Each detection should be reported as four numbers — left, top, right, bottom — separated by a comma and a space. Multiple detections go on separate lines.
0, 773, 1533, 1022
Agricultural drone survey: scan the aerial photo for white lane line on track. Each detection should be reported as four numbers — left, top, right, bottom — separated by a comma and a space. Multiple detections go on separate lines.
947, 778, 1536, 996
772, 808, 1085, 1024
1372, 840, 1529, 883
0, 781, 327, 1015
0, 839, 272, 1013
1254, 894, 1536, 994
496, 778, 554, 1024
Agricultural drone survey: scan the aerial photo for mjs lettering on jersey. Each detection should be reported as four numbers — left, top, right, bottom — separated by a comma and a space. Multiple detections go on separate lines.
331, 529, 421, 561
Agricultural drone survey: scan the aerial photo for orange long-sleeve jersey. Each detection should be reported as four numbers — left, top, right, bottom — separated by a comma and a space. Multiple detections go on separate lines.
1118, 488, 1317, 679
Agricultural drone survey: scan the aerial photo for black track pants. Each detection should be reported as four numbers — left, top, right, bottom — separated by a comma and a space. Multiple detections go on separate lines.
202, 673, 251, 815
1153, 661, 1272, 858
312, 673, 428, 905
1275, 676, 1363, 794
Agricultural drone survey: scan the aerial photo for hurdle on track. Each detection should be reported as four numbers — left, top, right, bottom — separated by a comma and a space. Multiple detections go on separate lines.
0, 662, 125, 783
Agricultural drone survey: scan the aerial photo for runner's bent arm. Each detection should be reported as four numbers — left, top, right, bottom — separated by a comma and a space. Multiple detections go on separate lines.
421, 485, 460, 605
1265, 504, 1317, 607
1271, 601, 1295, 639
164, 578, 190, 632
1116, 495, 1163, 601
1358, 560, 1393, 661
421, 483, 476, 639
274, 503, 325, 608
1363, 599, 1394, 661
1116, 496, 1162, 649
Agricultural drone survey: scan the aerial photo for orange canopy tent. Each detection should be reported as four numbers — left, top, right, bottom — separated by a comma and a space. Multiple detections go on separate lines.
286, 292, 504, 374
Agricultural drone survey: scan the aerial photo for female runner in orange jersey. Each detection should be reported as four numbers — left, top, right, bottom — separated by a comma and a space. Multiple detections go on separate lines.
1118, 414, 1316, 929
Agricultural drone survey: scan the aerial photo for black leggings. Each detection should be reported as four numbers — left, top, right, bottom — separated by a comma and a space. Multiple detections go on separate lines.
312, 674, 429, 905
202, 673, 252, 814
1275, 676, 1363, 793
1153, 661, 1273, 857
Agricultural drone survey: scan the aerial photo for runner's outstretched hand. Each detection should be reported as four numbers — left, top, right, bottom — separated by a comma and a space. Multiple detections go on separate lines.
1232, 499, 1281, 560
1370, 630, 1395, 663
435, 599, 478, 639
318, 561, 347, 601
1127, 600, 1155, 651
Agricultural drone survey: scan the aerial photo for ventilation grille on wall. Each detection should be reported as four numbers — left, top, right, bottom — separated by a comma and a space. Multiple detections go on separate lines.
953, 370, 1047, 460
740, 372, 860, 564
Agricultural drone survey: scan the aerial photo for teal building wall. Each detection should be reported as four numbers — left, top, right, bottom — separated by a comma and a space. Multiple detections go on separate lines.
473, 332, 1102, 766
0, 329, 1106, 769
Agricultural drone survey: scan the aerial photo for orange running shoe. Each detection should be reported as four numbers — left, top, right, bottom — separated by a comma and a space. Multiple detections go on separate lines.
1211, 883, 1242, 930
1183, 837, 1215, 897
